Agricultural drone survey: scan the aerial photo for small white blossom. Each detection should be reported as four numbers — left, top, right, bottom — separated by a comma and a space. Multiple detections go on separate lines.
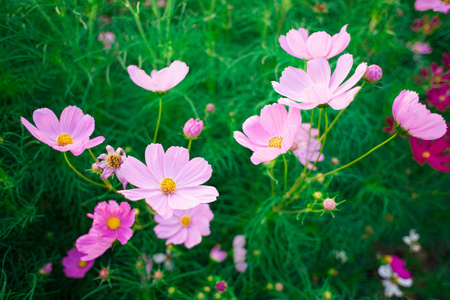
333, 250, 348, 263
153, 248, 175, 271
403, 229, 421, 252
378, 265, 412, 298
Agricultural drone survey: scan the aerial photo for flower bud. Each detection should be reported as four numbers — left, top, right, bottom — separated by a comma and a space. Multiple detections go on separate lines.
153, 270, 163, 280
313, 192, 322, 199
267, 283, 274, 290
168, 287, 176, 294
364, 65, 382, 83
183, 118, 203, 138
92, 163, 101, 171
99, 268, 109, 279
215, 280, 227, 292
203, 286, 211, 292
330, 157, 339, 165
38, 262, 53, 275
316, 173, 325, 183
323, 198, 336, 211
197, 292, 206, 300
323, 291, 332, 299
206, 103, 215, 113
275, 282, 284, 291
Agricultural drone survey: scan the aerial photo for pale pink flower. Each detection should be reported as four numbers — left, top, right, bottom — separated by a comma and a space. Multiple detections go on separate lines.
291, 124, 324, 170
233, 235, 247, 273
183, 118, 203, 138
97, 32, 115, 50
392, 90, 447, 140
210, 247, 227, 263
414, 0, 450, 14
127, 61, 189, 93
99, 268, 109, 279
39, 262, 53, 275
88, 200, 136, 245
97, 146, 128, 188
61, 248, 95, 279
234, 104, 301, 165
153, 204, 214, 248
21, 106, 105, 156
233, 235, 246, 248
411, 42, 433, 54
323, 198, 336, 211
279, 25, 350, 60
76, 227, 115, 261
272, 54, 367, 110
118, 144, 219, 219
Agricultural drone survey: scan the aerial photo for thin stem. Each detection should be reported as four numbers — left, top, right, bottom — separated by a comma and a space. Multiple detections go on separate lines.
63, 152, 108, 188
187, 139, 192, 152
88, 149, 97, 161
306, 109, 328, 177
153, 96, 162, 143
283, 154, 288, 192
318, 132, 398, 179
270, 164, 275, 197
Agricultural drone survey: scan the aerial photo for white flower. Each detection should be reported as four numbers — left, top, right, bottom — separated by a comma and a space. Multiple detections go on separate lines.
153, 248, 175, 271
403, 229, 421, 252
333, 250, 348, 263
378, 265, 412, 298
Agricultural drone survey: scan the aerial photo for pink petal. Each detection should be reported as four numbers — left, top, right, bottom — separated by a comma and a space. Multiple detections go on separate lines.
32, 108, 60, 139
184, 228, 203, 248
176, 157, 212, 187
326, 24, 351, 59
21, 117, 48, 143
166, 227, 188, 245
118, 188, 161, 201
146, 195, 173, 219
283, 28, 309, 59
242, 115, 272, 146
127, 65, 157, 91
278, 98, 318, 110
302, 84, 332, 105
176, 185, 219, 204
168, 192, 200, 210
60, 106, 90, 138
250, 148, 283, 165
145, 144, 165, 181
154, 223, 183, 239
163, 146, 190, 178
259, 104, 288, 137
234, 131, 262, 152
328, 87, 361, 110
333, 62, 367, 96
305, 31, 332, 58
191, 216, 212, 236
329, 54, 353, 91
120, 156, 159, 188
307, 57, 331, 85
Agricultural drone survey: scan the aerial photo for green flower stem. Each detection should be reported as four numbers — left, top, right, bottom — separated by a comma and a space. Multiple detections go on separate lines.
63, 152, 108, 189
283, 154, 288, 192
88, 148, 96, 161
305, 109, 328, 177
187, 139, 192, 152
153, 96, 162, 143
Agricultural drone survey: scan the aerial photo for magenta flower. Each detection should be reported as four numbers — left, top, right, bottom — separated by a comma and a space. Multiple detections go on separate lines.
291, 124, 324, 170
76, 227, 115, 261
273, 54, 367, 110
411, 42, 433, 54
410, 135, 450, 172
442, 52, 450, 69
97, 32, 115, 50
410, 15, 441, 34
414, 0, 450, 13
234, 104, 301, 165
183, 118, 203, 138
364, 65, 383, 83
279, 24, 350, 60
427, 85, 450, 111
38, 262, 53, 275
88, 200, 136, 245
153, 203, 214, 248
97, 146, 128, 188
392, 90, 447, 140
118, 144, 219, 219
210, 247, 227, 263
385, 255, 412, 280
127, 61, 189, 93
21, 106, 105, 156
62, 248, 95, 279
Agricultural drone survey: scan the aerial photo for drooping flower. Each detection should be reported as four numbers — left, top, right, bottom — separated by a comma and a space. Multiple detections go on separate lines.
392, 90, 447, 140
279, 25, 350, 60
233, 104, 301, 165
76, 227, 115, 261
364, 65, 383, 83
410, 42, 433, 54
127, 61, 189, 93
233, 235, 248, 273
410, 135, 450, 172
88, 200, 136, 244
210, 247, 227, 263
291, 123, 324, 170
153, 248, 176, 271
183, 118, 203, 139
427, 85, 450, 111
403, 229, 421, 252
153, 204, 214, 248
39, 262, 53, 275
97, 146, 128, 188
414, 0, 450, 14
378, 264, 413, 298
62, 248, 95, 279
272, 54, 367, 110
97, 32, 116, 50
118, 144, 219, 219
21, 106, 105, 156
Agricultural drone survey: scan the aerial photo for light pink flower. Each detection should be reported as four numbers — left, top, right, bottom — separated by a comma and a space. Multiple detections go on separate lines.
392, 90, 447, 140
127, 61, 189, 93
414, 0, 450, 14
153, 204, 214, 248
97, 32, 115, 50
234, 104, 301, 165
97, 146, 128, 188
233, 235, 248, 273
39, 262, 53, 275
210, 247, 227, 263
61, 248, 95, 279
279, 25, 350, 60
118, 144, 219, 219
411, 42, 433, 54
88, 200, 136, 245
183, 118, 203, 138
233, 235, 246, 248
76, 227, 115, 261
291, 124, 324, 170
272, 54, 367, 110
21, 106, 105, 156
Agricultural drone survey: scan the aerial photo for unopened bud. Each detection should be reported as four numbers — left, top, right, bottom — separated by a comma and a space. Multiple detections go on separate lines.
330, 157, 339, 165
323, 291, 332, 299
38, 263, 53, 275
183, 118, 203, 138
215, 280, 227, 292
206, 103, 215, 113
267, 283, 274, 290
275, 282, 284, 291
197, 292, 205, 300
203, 286, 211, 292
92, 163, 101, 171
364, 65, 382, 83
316, 173, 325, 183
313, 192, 322, 199
168, 287, 176, 294
99, 268, 109, 279
153, 270, 163, 280
323, 198, 336, 211
328, 268, 338, 276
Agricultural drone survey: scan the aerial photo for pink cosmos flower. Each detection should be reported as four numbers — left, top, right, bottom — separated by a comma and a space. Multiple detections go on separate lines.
76, 227, 115, 261
118, 144, 218, 219
39, 262, 53, 275
210, 247, 227, 263
387, 255, 412, 279
273, 54, 367, 110
97, 32, 115, 50
392, 90, 447, 140
410, 135, 450, 172
414, 0, 450, 14
234, 104, 301, 165
62, 248, 95, 279
279, 24, 350, 60
183, 118, 203, 138
21, 106, 105, 156
233, 235, 248, 273
291, 123, 324, 170
378, 265, 413, 298
97, 146, 128, 188
420, 63, 450, 87
88, 200, 136, 245
153, 203, 214, 248
410, 15, 441, 34
411, 42, 433, 54
427, 85, 450, 111
127, 61, 189, 93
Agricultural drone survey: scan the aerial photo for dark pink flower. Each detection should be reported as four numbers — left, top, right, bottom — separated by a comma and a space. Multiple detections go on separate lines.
427, 85, 450, 111
76, 227, 115, 261
183, 118, 203, 138
21, 106, 104, 156
410, 135, 450, 172
97, 146, 128, 188
215, 281, 228, 292
39, 262, 53, 275
153, 203, 214, 248
61, 248, 95, 279
411, 15, 442, 34
442, 52, 450, 69
364, 65, 382, 83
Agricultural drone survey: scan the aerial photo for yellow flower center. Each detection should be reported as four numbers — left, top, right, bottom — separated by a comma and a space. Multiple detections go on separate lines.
78, 261, 87, 268
56, 133, 73, 146
180, 215, 191, 226
438, 95, 446, 102
391, 275, 399, 284
422, 151, 431, 158
107, 154, 121, 168
160, 178, 177, 194
107, 217, 121, 230
268, 137, 283, 148
423, 24, 430, 31
383, 255, 392, 264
